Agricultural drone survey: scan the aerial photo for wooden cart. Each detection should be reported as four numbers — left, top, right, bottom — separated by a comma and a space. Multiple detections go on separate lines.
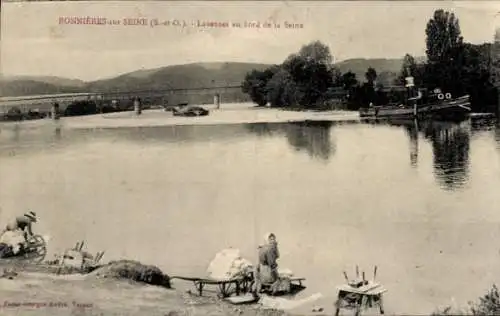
172, 272, 306, 299
0, 234, 47, 264
171, 272, 254, 298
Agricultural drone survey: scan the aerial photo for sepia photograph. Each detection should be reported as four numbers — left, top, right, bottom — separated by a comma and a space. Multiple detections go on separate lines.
1, 0, 500, 315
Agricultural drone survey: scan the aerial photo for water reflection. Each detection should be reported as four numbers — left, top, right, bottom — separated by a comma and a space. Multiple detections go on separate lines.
495, 121, 500, 150
55, 127, 62, 140
285, 122, 334, 161
245, 123, 275, 137
0, 124, 253, 156
89, 125, 252, 145
0, 121, 336, 161
12, 124, 20, 142
403, 121, 419, 168
379, 120, 420, 168
423, 121, 470, 190
246, 121, 335, 161
383, 120, 471, 190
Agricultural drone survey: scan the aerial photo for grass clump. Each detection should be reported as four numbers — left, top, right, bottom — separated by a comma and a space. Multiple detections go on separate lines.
89, 259, 171, 288
432, 285, 500, 316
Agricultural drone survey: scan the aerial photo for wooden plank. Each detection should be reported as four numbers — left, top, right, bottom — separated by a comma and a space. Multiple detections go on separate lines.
290, 277, 305, 282
337, 282, 387, 295
198, 278, 244, 285
171, 276, 202, 282
225, 293, 258, 305
261, 277, 305, 287
171, 276, 244, 284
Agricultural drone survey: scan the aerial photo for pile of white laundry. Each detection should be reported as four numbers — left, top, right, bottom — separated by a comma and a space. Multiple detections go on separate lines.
0, 230, 25, 255
206, 248, 253, 280
206, 248, 297, 280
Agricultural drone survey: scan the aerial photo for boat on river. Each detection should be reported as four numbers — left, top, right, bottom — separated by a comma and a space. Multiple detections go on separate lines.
172, 103, 209, 117
359, 94, 471, 121
359, 76, 471, 122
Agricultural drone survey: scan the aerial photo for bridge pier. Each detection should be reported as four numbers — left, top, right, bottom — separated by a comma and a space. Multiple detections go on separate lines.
51, 103, 60, 120
134, 98, 142, 115
214, 93, 221, 109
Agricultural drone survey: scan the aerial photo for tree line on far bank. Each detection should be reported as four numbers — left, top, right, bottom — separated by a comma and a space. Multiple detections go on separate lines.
241, 9, 499, 113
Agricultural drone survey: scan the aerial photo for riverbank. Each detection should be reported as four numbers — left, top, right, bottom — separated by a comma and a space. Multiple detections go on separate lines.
0, 103, 360, 130
0, 269, 276, 316
0, 264, 327, 316
3, 263, 496, 316
66, 104, 359, 129
3, 266, 498, 316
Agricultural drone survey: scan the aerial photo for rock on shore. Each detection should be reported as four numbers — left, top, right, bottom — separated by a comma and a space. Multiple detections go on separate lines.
87, 259, 171, 288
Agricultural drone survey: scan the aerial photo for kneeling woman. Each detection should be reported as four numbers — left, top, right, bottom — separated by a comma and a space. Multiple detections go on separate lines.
255, 233, 290, 295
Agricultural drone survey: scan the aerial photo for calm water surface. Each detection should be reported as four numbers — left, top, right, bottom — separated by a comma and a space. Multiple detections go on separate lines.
1, 118, 500, 314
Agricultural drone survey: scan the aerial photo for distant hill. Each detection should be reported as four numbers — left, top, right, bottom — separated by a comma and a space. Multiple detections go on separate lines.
1, 75, 86, 88
0, 79, 85, 97
336, 58, 403, 78
335, 57, 426, 85
0, 58, 426, 97
85, 62, 272, 93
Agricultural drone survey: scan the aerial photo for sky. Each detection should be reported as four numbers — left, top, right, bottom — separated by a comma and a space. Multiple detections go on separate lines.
1, 0, 500, 81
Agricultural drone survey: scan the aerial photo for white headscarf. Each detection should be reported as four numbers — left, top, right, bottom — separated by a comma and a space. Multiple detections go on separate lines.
263, 232, 279, 259
263, 232, 277, 244
259, 232, 272, 248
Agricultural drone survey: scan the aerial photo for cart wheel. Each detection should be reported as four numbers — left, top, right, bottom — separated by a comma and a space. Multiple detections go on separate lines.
26, 235, 47, 264
31, 246, 46, 264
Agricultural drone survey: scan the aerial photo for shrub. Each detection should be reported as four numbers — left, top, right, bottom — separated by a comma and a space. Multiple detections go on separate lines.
432, 285, 500, 316
89, 259, 171, 288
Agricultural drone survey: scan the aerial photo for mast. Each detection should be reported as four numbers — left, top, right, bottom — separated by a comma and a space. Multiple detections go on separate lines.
404, 66, 415, 98
404, 66, 417, 117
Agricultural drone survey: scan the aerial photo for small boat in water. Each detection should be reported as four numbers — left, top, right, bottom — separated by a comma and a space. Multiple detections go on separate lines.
359, 77, 471, 122
171, 103, 209, 117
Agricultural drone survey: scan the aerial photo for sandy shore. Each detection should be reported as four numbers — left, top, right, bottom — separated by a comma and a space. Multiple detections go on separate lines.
0, 270, 271, 316
0, 267, 338, 316
0, 103, 359, 130
65, 105, 359, 129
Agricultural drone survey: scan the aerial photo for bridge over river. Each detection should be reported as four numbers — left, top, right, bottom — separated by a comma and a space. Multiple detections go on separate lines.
0, 85, 245, 114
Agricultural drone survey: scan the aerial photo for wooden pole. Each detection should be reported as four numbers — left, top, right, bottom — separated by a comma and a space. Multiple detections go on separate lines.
343, 271, 349, 282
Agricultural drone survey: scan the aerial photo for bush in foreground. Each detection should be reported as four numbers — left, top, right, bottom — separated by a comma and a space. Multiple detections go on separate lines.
89, 259, 171, 288
432, 284, 500, 315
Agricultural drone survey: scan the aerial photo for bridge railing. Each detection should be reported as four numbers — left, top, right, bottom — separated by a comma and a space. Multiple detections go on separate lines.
0, 85, 244, 114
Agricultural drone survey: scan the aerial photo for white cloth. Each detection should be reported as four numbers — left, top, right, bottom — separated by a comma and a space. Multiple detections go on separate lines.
206, 248, 253, 280
61, 250, 84, 268
278, 268, 294, 278
258, 293, 323, 310
0, 230, 25, 254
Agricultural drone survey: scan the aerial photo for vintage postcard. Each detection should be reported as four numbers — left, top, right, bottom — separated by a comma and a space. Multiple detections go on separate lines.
0, 0, 500, 315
